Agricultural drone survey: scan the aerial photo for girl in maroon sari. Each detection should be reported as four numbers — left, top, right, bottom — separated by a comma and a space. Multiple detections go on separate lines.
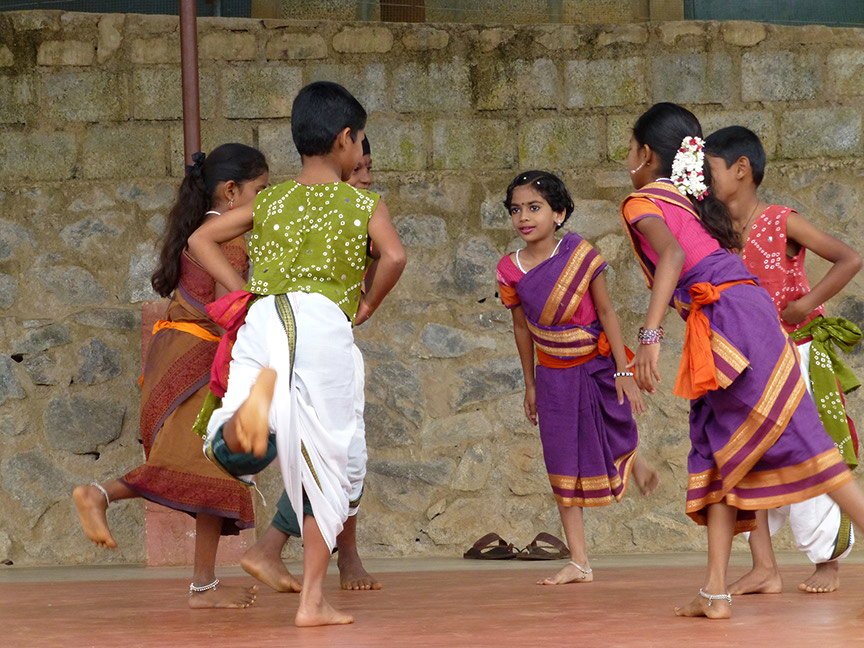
72, 144, 268, 609
497, 171, 657, 586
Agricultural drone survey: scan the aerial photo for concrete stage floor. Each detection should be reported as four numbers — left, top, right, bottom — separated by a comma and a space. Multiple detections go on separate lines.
3, 553, 864, 647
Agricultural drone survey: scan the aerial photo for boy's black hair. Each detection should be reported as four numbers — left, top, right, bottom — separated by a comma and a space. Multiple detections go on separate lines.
291, 81, 367, 157
504, 170, 575, 230
362, 135, 371, 156
704, 125, 767, 187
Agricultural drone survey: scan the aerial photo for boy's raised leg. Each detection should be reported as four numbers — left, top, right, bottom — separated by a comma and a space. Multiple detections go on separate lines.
223, 368, 276, 457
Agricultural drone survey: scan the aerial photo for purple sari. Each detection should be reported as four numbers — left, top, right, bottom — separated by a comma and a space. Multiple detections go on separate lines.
514, 233, 639, 507
621, 185, 851, 532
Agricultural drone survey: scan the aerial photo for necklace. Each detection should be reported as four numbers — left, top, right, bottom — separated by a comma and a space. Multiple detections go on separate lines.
739, 201, 762, 239
515, 238, 563, 273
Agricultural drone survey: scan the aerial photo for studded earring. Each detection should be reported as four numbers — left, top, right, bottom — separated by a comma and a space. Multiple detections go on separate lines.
229, 199, 234, 209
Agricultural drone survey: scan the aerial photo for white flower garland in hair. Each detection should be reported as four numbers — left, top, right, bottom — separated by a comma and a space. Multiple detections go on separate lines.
671, 136, 709, 201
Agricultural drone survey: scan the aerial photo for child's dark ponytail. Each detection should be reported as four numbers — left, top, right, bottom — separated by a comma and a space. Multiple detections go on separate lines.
150, 143, 268, 297
632, 103, 741, 250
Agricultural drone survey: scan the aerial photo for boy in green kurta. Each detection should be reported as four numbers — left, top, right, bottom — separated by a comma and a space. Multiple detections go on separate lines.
188, 82, 406, 627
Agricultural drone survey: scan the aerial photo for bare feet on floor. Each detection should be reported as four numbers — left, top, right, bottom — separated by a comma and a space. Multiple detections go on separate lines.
799, 561, 840, 594
728, 567, 783, 595
234, 368, 276, 457
537, 561, 593, 586
187, 584, 258, 609
632, 459, 660, 496
295, 598, 354, 627
72, 484, 117, 549
240, 546, 302, 593
674, 592, 731, 620
339, 553, 382, 591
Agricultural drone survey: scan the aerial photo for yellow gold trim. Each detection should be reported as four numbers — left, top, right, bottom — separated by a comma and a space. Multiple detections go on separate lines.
714, 343, 801, 469
558, 254, 604, 323
526, 322, 596, 344
538, 242, 591, 326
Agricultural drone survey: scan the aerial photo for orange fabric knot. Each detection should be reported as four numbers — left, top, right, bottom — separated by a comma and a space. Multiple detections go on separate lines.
673, 280, 754, 400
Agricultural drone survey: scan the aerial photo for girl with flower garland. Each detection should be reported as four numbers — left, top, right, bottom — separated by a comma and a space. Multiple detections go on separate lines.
497, 170, 658, 587
620, 103, 864, 619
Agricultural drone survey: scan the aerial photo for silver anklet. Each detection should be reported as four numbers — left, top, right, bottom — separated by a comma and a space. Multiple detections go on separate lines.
698, 588, 732, 606
568, 561, 593, 576
189, 578, 219, 594
90, 482, 110, 506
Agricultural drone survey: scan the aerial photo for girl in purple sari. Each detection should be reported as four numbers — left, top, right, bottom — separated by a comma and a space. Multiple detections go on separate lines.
621, 103, 864, 619
497, 171, 658, 586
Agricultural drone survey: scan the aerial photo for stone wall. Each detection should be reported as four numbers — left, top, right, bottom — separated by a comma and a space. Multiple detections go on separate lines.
1, 10, 863, 565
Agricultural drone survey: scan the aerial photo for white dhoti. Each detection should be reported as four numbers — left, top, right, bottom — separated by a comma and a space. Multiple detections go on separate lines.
763, 341, 854, 563
208, 292, 357, 551
347, 343, 367, 516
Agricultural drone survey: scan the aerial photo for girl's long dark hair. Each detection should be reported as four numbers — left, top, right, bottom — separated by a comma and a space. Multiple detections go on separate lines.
151, 143, 268, 297
632, 103, 740, 250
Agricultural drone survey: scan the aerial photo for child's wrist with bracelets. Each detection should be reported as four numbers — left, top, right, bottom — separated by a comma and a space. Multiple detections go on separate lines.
638, 326, 664, 345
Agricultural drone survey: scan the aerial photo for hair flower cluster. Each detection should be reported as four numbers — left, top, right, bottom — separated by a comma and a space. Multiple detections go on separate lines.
671, 136, 709, 201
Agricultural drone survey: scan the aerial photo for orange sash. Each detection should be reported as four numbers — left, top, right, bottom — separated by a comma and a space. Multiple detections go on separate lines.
152, 320, 221, 343
673, 280, 755, 399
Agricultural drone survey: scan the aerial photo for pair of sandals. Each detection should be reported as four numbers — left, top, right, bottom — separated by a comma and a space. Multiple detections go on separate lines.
463, 532, 569, 561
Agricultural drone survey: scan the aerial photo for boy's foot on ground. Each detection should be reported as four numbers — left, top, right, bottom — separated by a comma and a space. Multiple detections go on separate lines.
234, 368, 276, 457
799, 561, 839, 593
674, 593, 731, 620
295, 599, 354, 627
537, 562, 593, 585
72, 485, 117, 549
632, 460, 660, 496
188, 584, 258, 609
728, 567, 783, 595
240, 546, 302, 593
338, 553, 382, 591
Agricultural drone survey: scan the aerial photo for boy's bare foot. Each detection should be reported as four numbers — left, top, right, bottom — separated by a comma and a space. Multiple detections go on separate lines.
232, 368, 276, 457
240, 545, 302, 593
338, 553, 382, 591
72, 484, 117, 549
295, 598, 354, 627
537, 561, 593, 585
632, 459, 660, 496
674, 592, 731, 619
728, 567, 783, 595
187, 584, 258, 609
799, 561, 839, 593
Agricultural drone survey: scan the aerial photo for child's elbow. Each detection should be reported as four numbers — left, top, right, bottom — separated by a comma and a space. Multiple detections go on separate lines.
849, 250, 863, 275
389, 248, 408, 271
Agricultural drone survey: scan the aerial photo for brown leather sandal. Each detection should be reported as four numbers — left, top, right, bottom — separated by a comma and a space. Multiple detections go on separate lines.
463, 533, 519, 560
516, 532, 570, 560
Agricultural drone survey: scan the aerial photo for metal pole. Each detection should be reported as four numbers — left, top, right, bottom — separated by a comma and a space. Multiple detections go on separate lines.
179, 0, 201, 166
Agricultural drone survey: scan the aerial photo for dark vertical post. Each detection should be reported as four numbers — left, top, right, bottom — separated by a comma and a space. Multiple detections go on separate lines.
179, 0, 201, 165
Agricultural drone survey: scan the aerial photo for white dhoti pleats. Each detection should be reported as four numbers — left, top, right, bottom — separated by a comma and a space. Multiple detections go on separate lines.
208, 292, 358, 551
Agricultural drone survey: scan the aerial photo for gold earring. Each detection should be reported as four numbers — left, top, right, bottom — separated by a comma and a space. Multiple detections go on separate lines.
229, 199, 234, 209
